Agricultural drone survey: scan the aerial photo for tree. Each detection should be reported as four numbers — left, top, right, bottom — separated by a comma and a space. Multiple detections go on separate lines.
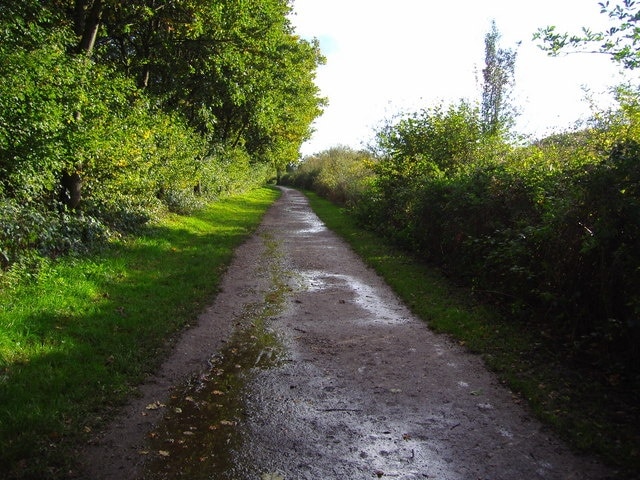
534, 0, 640, 70
375, 101, 484, 175
481, 20, 518, 136
94, 0, 325, 162
1, 0, 324, 216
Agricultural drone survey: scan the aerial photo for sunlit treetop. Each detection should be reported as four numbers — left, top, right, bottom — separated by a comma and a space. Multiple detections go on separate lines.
534, 0, 640, 70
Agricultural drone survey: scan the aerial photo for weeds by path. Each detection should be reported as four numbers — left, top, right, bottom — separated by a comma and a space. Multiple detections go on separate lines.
0, 186, 280, 479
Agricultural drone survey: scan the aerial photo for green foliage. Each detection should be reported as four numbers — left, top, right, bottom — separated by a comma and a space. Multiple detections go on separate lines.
481, 20, 518, 136
0, 0, 71, 51
351, 96, 640, 376
0, 200, 112, 269
96, 0, 325, 167
0, 43, 75, 202
360, 102, 492, 245
374, 102, 486, 173
534, 0, 640, 70
282, 146, 375, 205
0, 0, 323, 277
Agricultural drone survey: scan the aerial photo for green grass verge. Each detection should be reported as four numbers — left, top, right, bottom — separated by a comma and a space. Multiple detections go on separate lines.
304, 190, 639, 479
0, 186, 280, 479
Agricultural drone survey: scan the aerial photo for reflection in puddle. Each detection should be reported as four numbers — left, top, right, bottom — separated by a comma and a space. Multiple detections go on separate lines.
296, 211, 327, 235
298, 270, 409, 325
285, 196, 327, 235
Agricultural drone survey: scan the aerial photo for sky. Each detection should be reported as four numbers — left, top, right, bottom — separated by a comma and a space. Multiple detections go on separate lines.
289, 0, 634, 156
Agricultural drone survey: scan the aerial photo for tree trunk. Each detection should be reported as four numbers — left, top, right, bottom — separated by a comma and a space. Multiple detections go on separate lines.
63, 1, 104, 211
60, 172, 83, 210
77, 0, 104, 56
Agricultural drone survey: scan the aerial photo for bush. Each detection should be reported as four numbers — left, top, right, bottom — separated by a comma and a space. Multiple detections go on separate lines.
350, 98, 640, 372
159, 189, 206, 215
0, 200, 113, 282
283, 146, 375, 206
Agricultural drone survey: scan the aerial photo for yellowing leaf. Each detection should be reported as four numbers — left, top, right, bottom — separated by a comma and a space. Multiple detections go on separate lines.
261, 473, 285, 480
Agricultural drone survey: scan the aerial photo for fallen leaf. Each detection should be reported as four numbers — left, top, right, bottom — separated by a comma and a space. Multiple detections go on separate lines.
261, 473, 285, 480
220, 420, 236, 426
158, 450, 170, 457
146, 401, 165, 410
138, 450, 149, 455
174, 407, 183, 413
212, 390, 225, 396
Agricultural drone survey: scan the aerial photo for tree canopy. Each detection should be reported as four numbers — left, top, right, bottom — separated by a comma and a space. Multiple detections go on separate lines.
0, 0, 325, 271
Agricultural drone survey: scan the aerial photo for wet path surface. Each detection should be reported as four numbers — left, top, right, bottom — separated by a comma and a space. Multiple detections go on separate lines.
81, 187, 612, 479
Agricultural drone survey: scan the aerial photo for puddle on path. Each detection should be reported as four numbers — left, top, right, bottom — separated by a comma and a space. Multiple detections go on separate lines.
140, 314, 284, 480
139, 231, 289, 480
284, 197, 327, 236
298, 270, 409, 325
295, 210, 326, 235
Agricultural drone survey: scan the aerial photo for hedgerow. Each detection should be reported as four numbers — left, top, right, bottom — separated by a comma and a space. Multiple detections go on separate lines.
291, 96, 640, 375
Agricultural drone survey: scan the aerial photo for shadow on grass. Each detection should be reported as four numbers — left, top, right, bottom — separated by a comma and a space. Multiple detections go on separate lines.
0, 187, 280, 479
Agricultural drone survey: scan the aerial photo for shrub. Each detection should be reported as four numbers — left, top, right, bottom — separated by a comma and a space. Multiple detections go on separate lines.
350, 97, 640, 371
0, 200, 113, 283
283, 146, 375, 206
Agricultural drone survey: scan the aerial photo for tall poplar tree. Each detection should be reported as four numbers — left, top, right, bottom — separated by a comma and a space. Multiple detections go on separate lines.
481, 21, 517, 136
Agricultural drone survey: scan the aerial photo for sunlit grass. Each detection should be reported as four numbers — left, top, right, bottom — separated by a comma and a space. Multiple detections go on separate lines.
0, 186, 280, 479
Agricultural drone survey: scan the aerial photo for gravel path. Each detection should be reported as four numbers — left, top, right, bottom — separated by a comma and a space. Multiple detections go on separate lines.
79, 187, 612, 479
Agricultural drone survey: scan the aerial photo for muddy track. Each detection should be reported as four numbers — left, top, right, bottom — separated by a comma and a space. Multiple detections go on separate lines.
78, 187, 613, 479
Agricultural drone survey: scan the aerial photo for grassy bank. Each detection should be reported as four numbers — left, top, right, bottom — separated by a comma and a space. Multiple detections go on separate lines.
304, 191, 638, 478
0, 186, 280, 479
